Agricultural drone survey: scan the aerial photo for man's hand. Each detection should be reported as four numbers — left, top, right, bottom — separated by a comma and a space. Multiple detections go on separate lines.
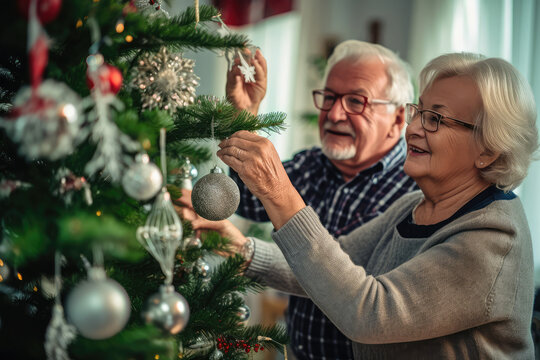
226, 49, 267, 115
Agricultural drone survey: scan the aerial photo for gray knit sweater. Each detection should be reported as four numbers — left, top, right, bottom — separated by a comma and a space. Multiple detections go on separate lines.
245, 190, 534, 359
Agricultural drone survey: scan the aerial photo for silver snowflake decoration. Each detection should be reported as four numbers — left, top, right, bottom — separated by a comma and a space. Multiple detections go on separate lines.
131, 47, 199, 114
133, 0, 169, 19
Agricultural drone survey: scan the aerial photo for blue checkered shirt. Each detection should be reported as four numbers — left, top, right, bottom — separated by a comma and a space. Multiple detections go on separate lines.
231, 138, 417, 359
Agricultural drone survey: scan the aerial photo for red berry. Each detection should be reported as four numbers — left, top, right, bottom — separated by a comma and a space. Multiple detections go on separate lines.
17, 0, 62, 24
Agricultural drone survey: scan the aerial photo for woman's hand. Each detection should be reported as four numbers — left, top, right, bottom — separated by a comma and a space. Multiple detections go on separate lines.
226, 49, 267, 115
217, 131, 306, 230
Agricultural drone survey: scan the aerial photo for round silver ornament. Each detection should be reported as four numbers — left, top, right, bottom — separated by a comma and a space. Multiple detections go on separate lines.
193, 258, 210, 278
171, 158, 198, 190
65, 267, 131, 340
142, 284, 190, 334
122, 153, 163, 200
191, 166, 240, 221
185, 236, 202, 250
237, 304, 251, 322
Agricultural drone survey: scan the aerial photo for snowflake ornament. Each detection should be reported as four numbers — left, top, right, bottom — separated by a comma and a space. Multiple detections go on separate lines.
131, 47, 200, 114
133, 0, 170, 19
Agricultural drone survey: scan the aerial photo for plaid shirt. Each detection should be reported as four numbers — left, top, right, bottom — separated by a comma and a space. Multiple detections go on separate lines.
231, 138, 417, 359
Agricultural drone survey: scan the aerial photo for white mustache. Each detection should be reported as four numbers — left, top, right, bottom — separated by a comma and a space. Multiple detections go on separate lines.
323, 121, 356, 139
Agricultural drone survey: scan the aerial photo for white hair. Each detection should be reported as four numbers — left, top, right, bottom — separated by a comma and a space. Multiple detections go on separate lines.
323, 40, 414, 107
420, 53, 539, 190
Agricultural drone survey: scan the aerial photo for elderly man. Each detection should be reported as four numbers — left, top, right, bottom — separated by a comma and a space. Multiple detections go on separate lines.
224, 40, 418, 359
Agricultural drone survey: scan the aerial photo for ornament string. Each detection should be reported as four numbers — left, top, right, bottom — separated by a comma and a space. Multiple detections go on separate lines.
257, 336, 288, 360
194, 0, 199, 27
211, 116, 218, 167
160, 128, 167, 179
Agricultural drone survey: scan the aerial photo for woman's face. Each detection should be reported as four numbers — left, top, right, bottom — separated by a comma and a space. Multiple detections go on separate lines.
404, 76, 484, 190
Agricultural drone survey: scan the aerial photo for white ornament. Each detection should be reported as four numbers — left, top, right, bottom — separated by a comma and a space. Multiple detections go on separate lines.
131, 47, 199, 114
65, 267, 131, 340
142, 284, 190, 334
122, 153, 163, 200
0, 80, 84, 161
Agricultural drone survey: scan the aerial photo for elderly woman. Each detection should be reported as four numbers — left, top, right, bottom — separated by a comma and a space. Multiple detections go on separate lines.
189, 53, 538, 358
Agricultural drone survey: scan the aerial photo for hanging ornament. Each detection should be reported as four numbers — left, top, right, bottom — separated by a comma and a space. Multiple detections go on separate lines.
237, 304, 251, 323
193, 257, 210, 279
184, 236, 202, 250
131, 46, 199, 114
171, 157, 198, 190
55, 168, 93, 206
86, 63, 123, 95
17, 0, 62, 24
65, 264, 131, 340
0, 80, 84, 161
45, 252, 76, 360
84, 52, 140, 182
122, 153, 163, 201
192, 165, 240, 221
142, 284, 189, 334
133, 0, 169, 18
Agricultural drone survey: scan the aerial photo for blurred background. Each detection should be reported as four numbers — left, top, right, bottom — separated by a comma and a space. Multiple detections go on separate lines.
169, 0, 540, 358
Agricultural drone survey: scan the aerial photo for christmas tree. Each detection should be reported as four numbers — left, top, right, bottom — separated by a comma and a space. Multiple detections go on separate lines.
0, 0, 288, 359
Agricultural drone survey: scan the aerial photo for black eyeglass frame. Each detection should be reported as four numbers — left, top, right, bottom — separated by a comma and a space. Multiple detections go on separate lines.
405, 103, 476, 132
312, 89, 395, 116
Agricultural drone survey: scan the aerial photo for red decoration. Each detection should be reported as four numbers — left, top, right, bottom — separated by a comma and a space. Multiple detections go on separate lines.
17, 0, 62, 24
87, 64, 123, 95
29, 34, 48, 90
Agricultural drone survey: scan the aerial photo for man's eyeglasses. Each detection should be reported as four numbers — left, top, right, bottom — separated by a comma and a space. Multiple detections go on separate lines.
405, 103, 475, 132
312, 90, 395, 115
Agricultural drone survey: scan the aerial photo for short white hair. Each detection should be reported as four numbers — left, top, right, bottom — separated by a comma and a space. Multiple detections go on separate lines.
323, 40, 414, 107
420, 53, 539, 190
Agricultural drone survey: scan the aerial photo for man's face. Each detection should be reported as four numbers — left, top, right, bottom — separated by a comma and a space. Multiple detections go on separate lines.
318, 58, 403, 172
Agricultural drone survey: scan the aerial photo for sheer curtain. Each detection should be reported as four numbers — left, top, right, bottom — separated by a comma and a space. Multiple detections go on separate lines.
409, 0, 540, 284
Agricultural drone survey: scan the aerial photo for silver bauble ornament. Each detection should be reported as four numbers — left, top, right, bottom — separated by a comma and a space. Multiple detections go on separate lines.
191, 166, 240, 220
122, 153, 163, 200
193, 258, 210, 279
65, 267, 131, 340
185, 236, 202, 250
142, 284, 190, 334
237, 304, 251, 322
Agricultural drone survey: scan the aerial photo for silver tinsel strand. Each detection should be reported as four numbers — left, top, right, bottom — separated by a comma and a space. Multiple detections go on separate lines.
44, 304, 77, 360
131, 47, 199, 114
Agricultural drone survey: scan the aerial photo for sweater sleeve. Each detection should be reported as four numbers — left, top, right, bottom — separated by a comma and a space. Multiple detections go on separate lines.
271, 200, 530, 344
244, 238, 307, 297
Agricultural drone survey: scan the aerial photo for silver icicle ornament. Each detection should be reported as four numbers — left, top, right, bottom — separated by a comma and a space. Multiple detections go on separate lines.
191, 166, 240, 221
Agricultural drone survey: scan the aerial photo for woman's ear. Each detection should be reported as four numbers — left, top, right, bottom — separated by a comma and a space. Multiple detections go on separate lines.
476, 149, 500, 169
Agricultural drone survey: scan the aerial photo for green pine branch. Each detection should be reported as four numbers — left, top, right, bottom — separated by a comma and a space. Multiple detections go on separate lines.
169, 96, 286, 140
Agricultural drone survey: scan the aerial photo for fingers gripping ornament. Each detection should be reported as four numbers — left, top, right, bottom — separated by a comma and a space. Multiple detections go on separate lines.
191, 120, 240, 221
137, 129, 190, 334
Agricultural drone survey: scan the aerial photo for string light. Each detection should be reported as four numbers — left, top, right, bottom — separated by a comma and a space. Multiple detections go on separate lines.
115, 20, 125, 33
154, 355, 159, 359
125, 35, 133, 43
0, 258, 4, 266
76, 19, 83, 28
33, 286, 38, 292
96, 210, 102, 216
17, 272, 23, 280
